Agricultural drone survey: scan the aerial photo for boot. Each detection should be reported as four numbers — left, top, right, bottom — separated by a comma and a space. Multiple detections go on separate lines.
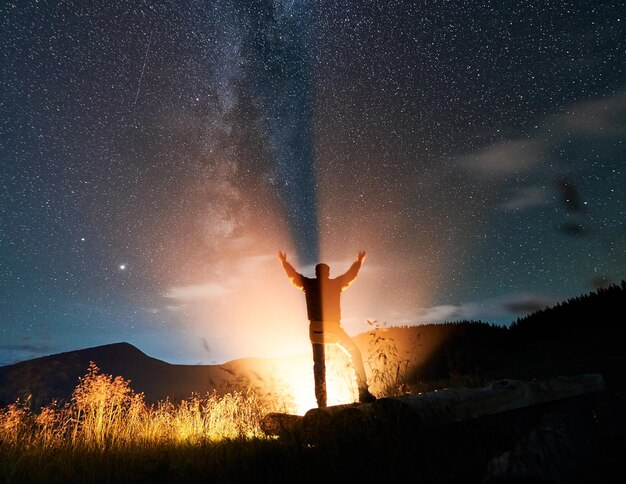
358, 387, 376, 403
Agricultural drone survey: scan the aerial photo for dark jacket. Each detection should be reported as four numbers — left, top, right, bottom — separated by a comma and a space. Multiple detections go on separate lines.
281, 260, 361, 322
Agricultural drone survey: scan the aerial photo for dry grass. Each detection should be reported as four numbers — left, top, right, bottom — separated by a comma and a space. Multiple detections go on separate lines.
0, 362, 270, 451
366, 320, 421, 397
0, 351, 419, 483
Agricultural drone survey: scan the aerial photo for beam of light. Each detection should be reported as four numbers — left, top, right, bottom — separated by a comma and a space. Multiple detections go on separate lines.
247, 0, 319, 265
243, 0, 440, 333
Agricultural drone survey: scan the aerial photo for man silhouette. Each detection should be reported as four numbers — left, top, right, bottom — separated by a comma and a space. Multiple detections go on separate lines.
278, 250, 376, 407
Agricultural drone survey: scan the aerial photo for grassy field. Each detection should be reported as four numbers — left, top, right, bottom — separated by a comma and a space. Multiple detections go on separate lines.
2, 364, 624, 484
0, 362, 421, 484
0, 363, 270, 446
0, 364, 276, 483
4, 363, 621, 484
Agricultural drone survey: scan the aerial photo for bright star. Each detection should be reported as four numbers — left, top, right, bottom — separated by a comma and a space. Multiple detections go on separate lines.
119, 264, 127, 270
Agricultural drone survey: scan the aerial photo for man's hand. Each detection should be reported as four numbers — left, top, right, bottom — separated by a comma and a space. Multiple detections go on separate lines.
277, 251, 287, 263
358, 250, 366, 263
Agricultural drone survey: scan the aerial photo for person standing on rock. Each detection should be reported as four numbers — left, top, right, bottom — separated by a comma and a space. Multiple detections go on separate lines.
278, 250, 376, 408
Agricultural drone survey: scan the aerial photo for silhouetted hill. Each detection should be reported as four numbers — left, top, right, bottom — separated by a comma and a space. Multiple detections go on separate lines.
0, 342, 234, 408
510, 281, 626, 341
400, 282, 626, 391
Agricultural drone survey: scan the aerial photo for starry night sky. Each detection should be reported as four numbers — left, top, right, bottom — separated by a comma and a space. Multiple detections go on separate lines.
1, 0, 624, 365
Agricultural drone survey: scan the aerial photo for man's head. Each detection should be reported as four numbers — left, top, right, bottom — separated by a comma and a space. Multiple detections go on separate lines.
315, 263, 330, 279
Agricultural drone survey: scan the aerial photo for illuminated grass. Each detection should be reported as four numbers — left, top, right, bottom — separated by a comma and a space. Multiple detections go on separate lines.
0, 365, 319, 482
0, 363, 270, 450
0, 356, 423, 483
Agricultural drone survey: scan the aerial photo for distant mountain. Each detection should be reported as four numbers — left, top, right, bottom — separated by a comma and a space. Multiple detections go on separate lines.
2, 282, 624, 409
0, 342, 318, 409
0, 343, 210, 408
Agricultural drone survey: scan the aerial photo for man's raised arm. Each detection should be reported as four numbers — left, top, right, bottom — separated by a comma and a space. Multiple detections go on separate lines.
338, 250, 366, 291
278, 251, 305, 290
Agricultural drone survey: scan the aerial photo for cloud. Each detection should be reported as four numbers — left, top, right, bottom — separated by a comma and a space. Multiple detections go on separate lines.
463, 139, 544, 178
461, 91, 626, 185
503, 294, 554, 314
413, 304, 466, 322
412, 292, 558, 323
0, 343, 52, 353
558, 92, 626, 136
163, 254, 276, 304
140, 307, 161, 314
164, 282, 232, 302
0, 342, 54, 366
165, 305, 184, 312
590, 276, 613, 290
236, 254, 275, 274
500, 186, 548, 211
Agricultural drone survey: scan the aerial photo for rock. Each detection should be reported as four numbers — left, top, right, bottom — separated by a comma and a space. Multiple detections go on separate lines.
261, 374, 606, 443
372, 374, 605, 429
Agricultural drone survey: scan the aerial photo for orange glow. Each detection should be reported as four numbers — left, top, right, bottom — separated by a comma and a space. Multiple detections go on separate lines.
158, 149, 441, 388
272, 346, 358, 415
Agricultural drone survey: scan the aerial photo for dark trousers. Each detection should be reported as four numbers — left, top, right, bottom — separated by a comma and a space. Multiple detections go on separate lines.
312, 343, 327, 408
311, 327, 369, 408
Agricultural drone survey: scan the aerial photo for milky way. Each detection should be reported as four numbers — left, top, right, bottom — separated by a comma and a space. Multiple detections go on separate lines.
1, 0, 624, 365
